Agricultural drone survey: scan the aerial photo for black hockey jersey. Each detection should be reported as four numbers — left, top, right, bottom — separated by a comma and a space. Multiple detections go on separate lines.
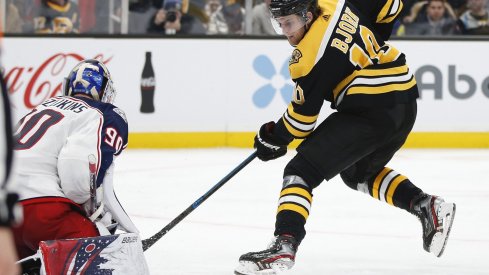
33, 1, 79, 33
349, 0, 404, 40
274, 0, 418, 141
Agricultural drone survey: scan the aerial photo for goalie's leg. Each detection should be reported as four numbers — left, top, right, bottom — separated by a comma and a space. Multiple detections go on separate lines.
12, 199, 99, 259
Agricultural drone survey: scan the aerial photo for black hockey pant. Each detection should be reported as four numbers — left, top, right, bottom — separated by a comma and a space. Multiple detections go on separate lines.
276, 100, 423, 242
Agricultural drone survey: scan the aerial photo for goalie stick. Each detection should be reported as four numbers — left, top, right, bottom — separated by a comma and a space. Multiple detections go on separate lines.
88, 154, 98, 216
141, 151, 257, 251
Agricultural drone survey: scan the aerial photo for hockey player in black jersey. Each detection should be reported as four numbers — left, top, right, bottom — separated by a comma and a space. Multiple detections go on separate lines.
235, 0, 456, 274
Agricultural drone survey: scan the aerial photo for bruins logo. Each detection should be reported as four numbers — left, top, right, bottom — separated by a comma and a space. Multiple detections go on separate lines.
289, 49, 303, 65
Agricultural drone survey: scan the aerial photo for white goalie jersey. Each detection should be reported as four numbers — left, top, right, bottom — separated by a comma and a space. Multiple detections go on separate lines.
13, 95, 137, 233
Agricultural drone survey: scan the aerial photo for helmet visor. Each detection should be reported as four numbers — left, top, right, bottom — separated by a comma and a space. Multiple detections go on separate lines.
270, 12, 308, 35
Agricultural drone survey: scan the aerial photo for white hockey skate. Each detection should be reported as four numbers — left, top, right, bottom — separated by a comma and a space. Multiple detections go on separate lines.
411, 194, 456, 257
234, 235, 298, 275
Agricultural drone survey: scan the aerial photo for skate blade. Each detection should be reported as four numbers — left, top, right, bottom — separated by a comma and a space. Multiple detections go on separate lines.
234, 260, 292, 275
234, 271, 277, 275
234, 262, 275, 275
234, 268, 277, 275
430, 202, 456, 257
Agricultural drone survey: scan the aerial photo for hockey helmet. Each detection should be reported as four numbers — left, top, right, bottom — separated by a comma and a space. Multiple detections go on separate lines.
63, 59, 116, 104
269, 0, 318, 35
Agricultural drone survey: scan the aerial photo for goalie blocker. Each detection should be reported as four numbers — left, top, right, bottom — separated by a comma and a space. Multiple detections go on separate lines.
19, 233, 149, 275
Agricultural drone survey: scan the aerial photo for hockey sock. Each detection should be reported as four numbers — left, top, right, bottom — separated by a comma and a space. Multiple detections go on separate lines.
363, 167, 423, 211
274, 176, 312, 242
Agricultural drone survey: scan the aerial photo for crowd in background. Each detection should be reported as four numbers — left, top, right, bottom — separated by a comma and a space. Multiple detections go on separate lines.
396, 0, 489, 35
3, 0, 489, 36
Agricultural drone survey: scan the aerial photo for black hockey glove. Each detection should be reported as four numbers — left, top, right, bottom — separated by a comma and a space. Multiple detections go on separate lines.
0, 191, 22, 227
254, 121, 288, 161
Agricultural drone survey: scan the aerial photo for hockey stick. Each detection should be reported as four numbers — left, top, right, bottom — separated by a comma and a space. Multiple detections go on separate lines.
88, 155, 98, 216
142, 151, 257, 251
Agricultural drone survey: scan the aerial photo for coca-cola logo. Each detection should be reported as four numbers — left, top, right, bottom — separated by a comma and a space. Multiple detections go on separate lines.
3, 53, 112, 110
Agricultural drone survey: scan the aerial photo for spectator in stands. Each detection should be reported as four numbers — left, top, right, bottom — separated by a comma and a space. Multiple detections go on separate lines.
458, 0, 489, 34
251, 0, 276, 35
221, 1, 245, 35
206, 0, 230, 34
147, 0, 203, 34
5, 0, 25, 33
403, 0, 459, 35
205, 0, 223, 18
447, 0, 468, 15
29, 0, 79, 33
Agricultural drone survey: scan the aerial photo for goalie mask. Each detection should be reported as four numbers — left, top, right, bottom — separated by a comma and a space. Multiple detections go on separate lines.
63, 59, 116, 104
269, 0, 318, 35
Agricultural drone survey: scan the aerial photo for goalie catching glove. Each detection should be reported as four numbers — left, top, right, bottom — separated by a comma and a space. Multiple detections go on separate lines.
254, 121, 290, 161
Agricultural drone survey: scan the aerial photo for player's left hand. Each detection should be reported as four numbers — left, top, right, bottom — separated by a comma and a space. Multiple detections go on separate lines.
254, 121, 288, 161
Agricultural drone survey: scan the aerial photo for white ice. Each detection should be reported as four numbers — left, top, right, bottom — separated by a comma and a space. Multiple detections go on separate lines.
114, 148, 489, 275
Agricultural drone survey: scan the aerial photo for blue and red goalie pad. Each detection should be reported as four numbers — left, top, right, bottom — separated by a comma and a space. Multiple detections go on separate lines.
38, 233, 149, 275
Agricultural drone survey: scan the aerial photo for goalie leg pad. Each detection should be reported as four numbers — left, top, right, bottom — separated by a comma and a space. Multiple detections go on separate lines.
38, 233, 149, 275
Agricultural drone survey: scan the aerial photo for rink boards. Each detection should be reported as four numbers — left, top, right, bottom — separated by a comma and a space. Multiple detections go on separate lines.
2, 37, 489, 148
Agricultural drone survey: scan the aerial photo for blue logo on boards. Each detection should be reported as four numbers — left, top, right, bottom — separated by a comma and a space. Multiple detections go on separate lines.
252, 55, 293, 108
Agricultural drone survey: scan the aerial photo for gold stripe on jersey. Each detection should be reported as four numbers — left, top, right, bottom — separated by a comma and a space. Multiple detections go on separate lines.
278, 186, 313, 220
372, 167, 392, 199
333, 65, 409, 99
282, 104, 318, 138
377, 0, 404, 24
283, 117, 314, 138
286, 104, 319, 123
347, 76, 416, 95
386, 174, 407, 205
289, 0, 345, 79
333, 65, 415, 106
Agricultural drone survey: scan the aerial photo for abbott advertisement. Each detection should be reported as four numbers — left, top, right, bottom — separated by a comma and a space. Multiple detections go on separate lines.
2, 37, 489, 148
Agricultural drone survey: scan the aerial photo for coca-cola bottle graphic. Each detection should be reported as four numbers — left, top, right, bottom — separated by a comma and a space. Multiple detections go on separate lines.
140, 52, 155, 113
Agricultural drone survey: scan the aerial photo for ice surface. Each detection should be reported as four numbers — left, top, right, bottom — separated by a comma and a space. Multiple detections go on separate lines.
113, 148, 489, 275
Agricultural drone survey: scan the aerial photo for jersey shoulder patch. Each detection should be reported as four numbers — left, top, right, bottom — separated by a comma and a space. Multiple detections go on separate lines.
112, 107, 127, 123
289, 49, 303, 65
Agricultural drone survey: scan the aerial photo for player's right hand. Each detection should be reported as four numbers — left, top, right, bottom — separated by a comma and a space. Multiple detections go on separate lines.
254, 121, 288, 161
